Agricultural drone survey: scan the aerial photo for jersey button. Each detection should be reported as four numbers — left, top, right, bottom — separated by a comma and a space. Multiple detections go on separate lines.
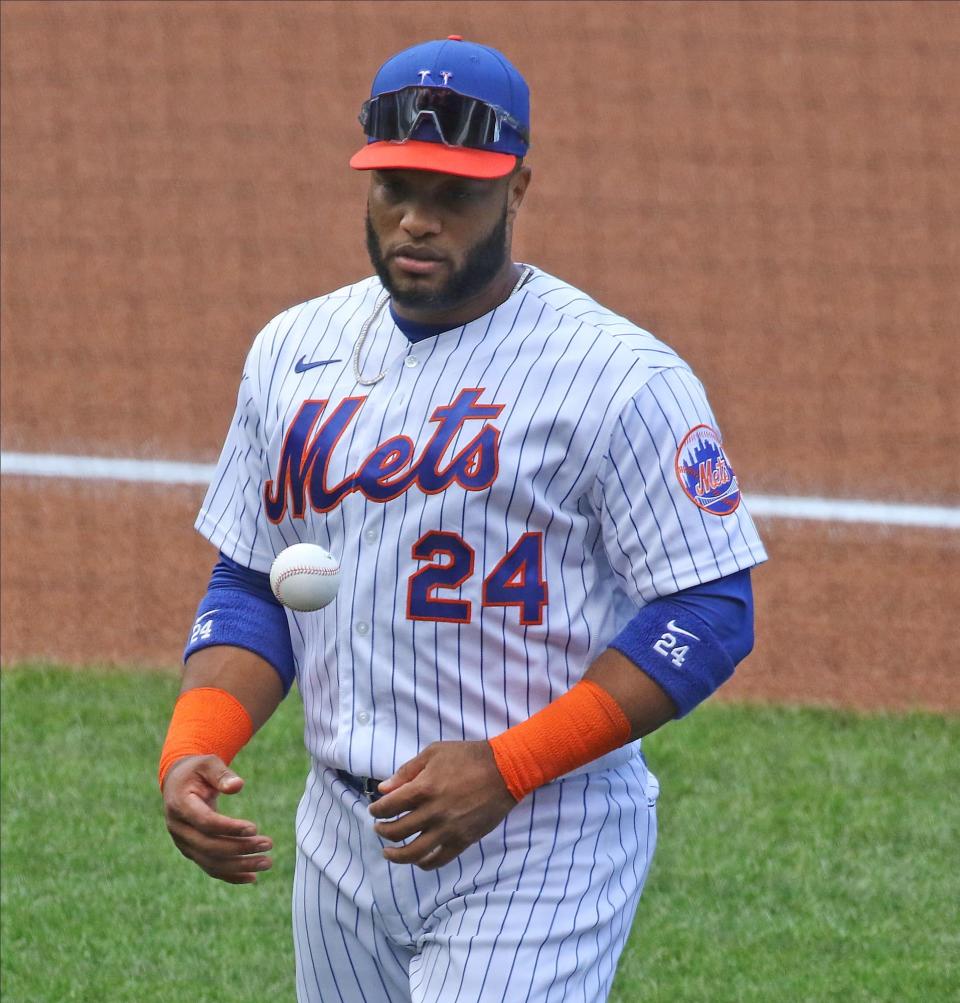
363, 528, 378, 543
404, 356, 419, 369
355, 621, 370, 636
356, 710, 370, 725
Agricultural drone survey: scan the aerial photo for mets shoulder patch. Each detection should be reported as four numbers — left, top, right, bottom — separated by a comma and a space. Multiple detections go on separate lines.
675, 424, 741, 516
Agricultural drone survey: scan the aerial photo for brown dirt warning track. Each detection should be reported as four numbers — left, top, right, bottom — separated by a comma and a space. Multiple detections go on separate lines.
2, 2, 958, 712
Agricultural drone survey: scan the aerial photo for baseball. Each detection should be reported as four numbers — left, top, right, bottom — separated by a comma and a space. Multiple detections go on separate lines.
269, 543, 341, 612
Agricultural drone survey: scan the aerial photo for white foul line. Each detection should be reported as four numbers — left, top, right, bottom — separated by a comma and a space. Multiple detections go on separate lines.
2, 450, 958, 530
745, 494, 959, 530
0, 452, 216, 486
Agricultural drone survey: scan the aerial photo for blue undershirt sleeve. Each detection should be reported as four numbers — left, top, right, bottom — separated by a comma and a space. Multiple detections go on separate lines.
608, 568, 755, 717
183, 552, 297, 695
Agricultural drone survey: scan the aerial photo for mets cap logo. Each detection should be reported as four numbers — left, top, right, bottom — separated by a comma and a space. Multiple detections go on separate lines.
675, 424, 741, 516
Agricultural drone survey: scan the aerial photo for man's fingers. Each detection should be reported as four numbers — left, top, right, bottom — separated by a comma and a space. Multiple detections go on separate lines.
211, 865, 264, 885
175, 840, 273, 882
368, 785, 424, 819
177, 791, 258, 837
381, 830, 445, 866
168, 825, 272, 860
192, 757, 245, 794
415, 844, 456, 871
373, 811, 428, 843
199, 851, 274, 878
377, 751, 429, 794
164, 755, 244, 796
215, 770, 245, 794
218, 872, 258, 886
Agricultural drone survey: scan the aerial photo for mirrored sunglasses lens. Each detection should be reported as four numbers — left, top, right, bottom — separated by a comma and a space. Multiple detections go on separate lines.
450, 101, 498, 146
364, 89, 501, 147
367, 94, 402, 140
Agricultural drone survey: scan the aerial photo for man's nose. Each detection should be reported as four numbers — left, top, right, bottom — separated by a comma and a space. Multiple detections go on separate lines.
400, 200, 442, 239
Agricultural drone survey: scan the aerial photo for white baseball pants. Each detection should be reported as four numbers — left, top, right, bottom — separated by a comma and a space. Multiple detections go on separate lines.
293, 754, 658, 1003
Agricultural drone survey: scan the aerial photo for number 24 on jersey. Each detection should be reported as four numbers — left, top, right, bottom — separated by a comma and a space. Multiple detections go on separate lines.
407, 531, 548, 625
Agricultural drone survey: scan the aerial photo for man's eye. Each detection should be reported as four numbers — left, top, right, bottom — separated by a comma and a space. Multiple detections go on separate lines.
380, 180, 406, 201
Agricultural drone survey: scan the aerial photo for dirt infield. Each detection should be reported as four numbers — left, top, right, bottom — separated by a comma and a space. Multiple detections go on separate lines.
2, 2, 958, 711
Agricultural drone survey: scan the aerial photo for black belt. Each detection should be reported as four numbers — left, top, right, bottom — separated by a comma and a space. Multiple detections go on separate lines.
336, 769, 385, 802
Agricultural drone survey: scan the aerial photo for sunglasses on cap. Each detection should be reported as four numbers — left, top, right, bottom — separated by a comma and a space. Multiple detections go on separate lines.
359, 86, 530, 149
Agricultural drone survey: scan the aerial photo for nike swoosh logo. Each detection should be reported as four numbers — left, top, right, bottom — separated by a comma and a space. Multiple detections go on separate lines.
196, 609, 220, 622
667, 619, 701, 640
295, 356, 343, 373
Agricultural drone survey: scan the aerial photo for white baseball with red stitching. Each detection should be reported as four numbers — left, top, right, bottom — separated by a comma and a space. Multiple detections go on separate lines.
269, 543, 341, 612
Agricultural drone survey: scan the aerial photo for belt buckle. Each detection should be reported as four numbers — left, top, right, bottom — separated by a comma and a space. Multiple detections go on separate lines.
336, 768, 385, 802
361, 776, 383, 801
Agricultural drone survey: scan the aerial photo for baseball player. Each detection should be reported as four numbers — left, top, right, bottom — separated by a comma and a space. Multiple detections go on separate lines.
160, 37, 766, 1003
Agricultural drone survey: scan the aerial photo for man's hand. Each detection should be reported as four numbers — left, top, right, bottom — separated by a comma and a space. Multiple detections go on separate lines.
162, 754, 273, 885
368, 741, 517, 870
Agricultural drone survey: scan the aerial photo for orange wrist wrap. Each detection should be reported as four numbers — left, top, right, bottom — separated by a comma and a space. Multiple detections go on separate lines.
488, 679, 632, 802
158, 687, 254, 788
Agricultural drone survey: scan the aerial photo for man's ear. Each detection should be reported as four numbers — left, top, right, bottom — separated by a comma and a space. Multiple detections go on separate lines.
506, 164, 532, 220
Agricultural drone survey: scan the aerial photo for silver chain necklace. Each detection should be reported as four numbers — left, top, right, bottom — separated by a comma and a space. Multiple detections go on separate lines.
352, 264, 533, 387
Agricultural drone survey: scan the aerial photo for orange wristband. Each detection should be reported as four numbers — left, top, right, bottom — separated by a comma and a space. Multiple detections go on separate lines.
158, 687, 254, 788
488, 679, 632, 802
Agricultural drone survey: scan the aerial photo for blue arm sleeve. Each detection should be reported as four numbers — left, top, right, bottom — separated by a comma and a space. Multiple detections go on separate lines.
608, 568, 755, 717
183, 552, 297, 695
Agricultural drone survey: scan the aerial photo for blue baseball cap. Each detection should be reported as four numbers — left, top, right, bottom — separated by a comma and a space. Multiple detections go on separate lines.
350, 36, 530, 179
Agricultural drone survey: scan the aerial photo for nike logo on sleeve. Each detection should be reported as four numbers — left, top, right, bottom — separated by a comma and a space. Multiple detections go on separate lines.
666, 619, 701, 640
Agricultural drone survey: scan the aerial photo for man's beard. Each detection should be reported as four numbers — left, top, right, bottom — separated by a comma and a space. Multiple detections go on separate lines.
365, 205, 509, 311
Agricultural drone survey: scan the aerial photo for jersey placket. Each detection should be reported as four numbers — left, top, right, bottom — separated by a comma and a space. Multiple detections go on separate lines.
334, 339, 426, 772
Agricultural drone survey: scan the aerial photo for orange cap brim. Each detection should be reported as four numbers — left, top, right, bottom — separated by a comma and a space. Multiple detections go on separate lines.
349, 140, 517, 179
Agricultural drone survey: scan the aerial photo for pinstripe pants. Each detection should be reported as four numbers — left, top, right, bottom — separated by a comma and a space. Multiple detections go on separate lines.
293, 754, 658, 1003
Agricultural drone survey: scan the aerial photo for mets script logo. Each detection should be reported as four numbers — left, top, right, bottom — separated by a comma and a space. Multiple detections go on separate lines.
264, 388, 503, 522
674, 424, 741, 516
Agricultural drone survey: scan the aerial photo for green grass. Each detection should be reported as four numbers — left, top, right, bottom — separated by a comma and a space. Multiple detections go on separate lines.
1, 666, 308, 1003
2, 667, 956, 1002
613, 707, 959, 1003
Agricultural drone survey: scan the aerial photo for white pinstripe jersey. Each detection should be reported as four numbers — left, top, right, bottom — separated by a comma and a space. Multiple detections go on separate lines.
197, 267, 767, 779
